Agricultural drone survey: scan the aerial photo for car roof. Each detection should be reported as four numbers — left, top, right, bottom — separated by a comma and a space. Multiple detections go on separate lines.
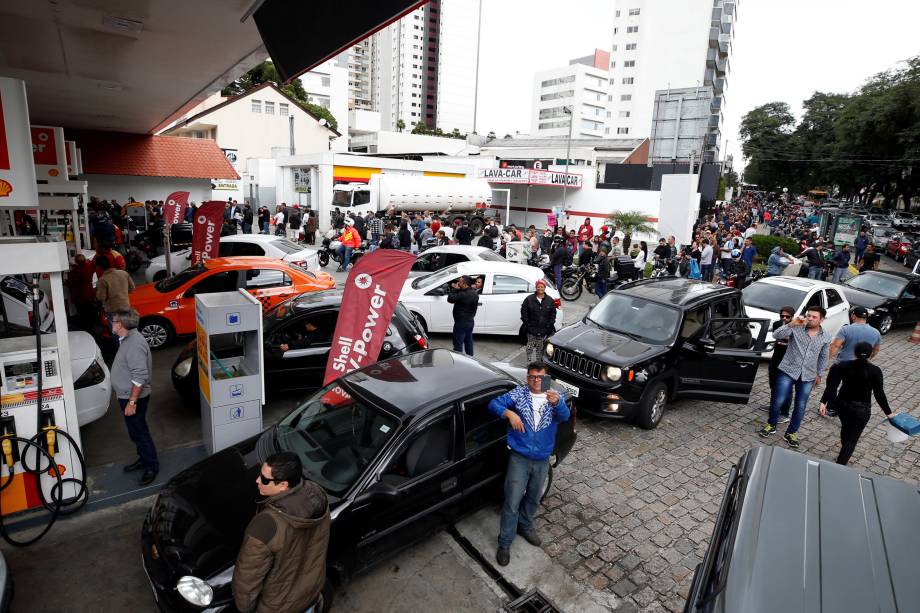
342, 349, 513, 417
220, 234, 285, 245
755, 277, 841, 291
452, 260, 543, 277
423, 245, 496, 256
722, 446, 920, 613
203, 256, 291, 270
617, 277, 737, 307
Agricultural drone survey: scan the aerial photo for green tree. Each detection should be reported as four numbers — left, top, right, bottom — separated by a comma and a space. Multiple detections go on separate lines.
487, 131, 496, 140
607, 210, 657, 250
396, 119, 405, 133
738, 102, 799, 190
794, 92, 850, 193
411, 120, 430, 135
221, 61, 338, 131
450, 128, 463, 139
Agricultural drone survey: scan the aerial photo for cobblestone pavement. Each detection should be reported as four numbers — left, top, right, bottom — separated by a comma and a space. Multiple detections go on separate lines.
537, 326, 920, 613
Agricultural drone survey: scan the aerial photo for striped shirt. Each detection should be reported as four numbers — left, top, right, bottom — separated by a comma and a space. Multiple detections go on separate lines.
773, 323, 830, 382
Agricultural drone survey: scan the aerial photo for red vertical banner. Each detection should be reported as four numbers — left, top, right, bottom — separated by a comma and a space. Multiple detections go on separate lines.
191, 201, 225, 266
163, 191, 190, 226
323, 250, 417, 385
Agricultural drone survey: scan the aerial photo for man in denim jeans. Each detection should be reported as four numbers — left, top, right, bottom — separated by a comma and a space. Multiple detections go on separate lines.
758, 306, 830, 448
488, 362, 570, 567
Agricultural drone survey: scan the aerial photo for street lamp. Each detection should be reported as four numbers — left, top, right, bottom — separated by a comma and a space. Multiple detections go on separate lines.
562, 106, 573, 212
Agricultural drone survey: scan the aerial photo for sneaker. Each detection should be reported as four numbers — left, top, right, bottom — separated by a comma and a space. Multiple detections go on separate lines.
496, 547, 510, 567
517, 528, 542, 547
123, 458, 144, 473
758, 423, 776, 437
784, 432, 800, 448
778, 414, 790, 424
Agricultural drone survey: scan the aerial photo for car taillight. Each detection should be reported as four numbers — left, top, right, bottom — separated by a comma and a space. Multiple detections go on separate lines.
554, 298, 562, 308
414, 334, 427, 349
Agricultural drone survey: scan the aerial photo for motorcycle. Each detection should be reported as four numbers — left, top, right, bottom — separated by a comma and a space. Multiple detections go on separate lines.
125, 227, 160, 273
649, 257, 672, 279
318, 229, 369, 270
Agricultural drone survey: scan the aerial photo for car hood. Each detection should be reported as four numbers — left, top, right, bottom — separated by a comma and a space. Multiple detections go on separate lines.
131, 281, 174, 306
67, 330, 98, 363
548, 320, 668, 367
838, 286, 890, 309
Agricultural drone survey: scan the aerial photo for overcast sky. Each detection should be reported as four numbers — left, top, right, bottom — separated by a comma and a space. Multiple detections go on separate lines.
475, 0, 920, 165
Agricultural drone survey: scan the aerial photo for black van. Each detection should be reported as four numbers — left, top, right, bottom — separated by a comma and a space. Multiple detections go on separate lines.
686, 446, 920, 613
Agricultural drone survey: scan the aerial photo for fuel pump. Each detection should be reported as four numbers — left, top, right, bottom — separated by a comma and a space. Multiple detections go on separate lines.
0, 239, 87, 546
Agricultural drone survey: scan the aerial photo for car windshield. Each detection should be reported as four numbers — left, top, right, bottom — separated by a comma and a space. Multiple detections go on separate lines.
742, 283, 807, 313
272, 238, 308, 255
478, 250, 505, 262
154, 266, 205, 292
844, 274, 907, 299
275, 382, 399, 495
411, 264, 459, 289
586, 293, 681, 344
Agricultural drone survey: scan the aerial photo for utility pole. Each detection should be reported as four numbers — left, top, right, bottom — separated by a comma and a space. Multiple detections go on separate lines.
562, 106, 573, 211
472, 0, 483, 134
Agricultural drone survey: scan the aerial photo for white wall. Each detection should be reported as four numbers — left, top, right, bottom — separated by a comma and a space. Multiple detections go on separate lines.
608, 0, 716, 139
436, 0, 481, 134
350, 130, 470, 155
83, 175, 211, 205
658, 174, 701, 244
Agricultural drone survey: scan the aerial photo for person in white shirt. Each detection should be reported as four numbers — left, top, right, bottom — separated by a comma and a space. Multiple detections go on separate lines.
272, 208, 285, 237
700, 239, 714, 281
632, 240, 648, 278
743, 223, 758, 239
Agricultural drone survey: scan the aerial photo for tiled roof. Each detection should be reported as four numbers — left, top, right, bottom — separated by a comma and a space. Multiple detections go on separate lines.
65, 129, 239, 179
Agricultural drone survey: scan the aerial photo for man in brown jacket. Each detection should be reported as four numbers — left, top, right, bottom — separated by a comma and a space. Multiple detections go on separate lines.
95, 255, 134, 346
233, 451, 331, 613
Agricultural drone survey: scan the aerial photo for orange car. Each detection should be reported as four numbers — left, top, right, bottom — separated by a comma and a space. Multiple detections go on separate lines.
131, 257, 335, 348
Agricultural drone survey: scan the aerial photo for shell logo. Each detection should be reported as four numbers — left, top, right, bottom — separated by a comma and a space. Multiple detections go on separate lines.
47, 463, 66, 477
0, 179, 11, 198
48, 168, 59, 177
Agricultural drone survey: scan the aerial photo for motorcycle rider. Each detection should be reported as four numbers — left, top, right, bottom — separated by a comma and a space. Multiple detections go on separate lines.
730, 248, 750, 288
550, 235, 567, 290
594, 246, 610, 299
336, 218, 362, 272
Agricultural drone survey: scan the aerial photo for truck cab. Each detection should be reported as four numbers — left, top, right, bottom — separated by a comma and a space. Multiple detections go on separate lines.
545, 278, 768, 429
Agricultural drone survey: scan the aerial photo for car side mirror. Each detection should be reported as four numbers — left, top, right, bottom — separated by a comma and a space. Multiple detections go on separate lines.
355, 481, 401, 505
427, 287, 445, 297
695, 338, 716, 353
184, 288, 196, 298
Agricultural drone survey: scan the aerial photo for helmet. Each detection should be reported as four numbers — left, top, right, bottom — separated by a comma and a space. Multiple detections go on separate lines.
553, 235, 564, 243
344, 218, 355, 227
731, 248, 741, 258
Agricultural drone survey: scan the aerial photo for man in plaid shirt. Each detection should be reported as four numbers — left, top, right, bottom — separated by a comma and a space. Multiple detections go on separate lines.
758, 305, 830, 448
368, 212, 385, 251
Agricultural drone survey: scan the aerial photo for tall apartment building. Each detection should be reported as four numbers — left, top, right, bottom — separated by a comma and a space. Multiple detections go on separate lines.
607, 0, 737, 160
300, 55, 349, 150
347, 0, 481, 134
530, 50, 611, 139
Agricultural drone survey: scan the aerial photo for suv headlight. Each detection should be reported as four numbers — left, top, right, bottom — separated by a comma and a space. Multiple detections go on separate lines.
177, 576, 213, 606
545, 342, 555, 357
605, 366, 622, 382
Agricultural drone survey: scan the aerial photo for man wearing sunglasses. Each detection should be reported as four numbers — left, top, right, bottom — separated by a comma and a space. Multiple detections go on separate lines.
233, 452, 330, 613
765, 306, 795, 423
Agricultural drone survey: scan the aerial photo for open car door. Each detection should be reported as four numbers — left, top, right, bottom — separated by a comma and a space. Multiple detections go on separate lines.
679, 317, 768, 404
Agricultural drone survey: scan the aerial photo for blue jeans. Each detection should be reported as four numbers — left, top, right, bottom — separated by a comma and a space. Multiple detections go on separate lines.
832, 266, 847, 283
701, 264, 713, 281
768, 371, 815, 434
337, 245, 353, 270
261, 221, 269, 234
595, 277, 607, 299
452, 319, 474, 355
120, 396, 158, 472
499, 451, 549, 548
807, 265, 823, 279
553, 264, 562, 290
370, 233, 380, 252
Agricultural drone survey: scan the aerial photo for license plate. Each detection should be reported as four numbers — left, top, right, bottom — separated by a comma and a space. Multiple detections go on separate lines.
141, 554, 159, 603
555, 379, 580, 398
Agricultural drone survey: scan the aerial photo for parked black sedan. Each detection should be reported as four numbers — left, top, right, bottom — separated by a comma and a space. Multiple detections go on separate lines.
142, 349, 577, 612
171, 290, 429, 401
840, 271, 920, 334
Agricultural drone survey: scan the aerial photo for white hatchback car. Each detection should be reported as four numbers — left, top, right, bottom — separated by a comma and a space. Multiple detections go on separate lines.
145, 234, 320, 283
742, 277, 850, 356
408, 245, 506, 278
400, 261, 562, 337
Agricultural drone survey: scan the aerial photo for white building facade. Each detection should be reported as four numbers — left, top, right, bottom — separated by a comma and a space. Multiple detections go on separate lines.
607, 0, 737, 153
299, 56, 349, 151
531, 50, 611, 139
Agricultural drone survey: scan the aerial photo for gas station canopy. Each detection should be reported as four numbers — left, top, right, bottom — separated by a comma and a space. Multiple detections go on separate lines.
0, 0, 425, 134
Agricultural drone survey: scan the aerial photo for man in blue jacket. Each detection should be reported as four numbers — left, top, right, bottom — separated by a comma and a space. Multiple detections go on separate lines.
488, 361, 570, 567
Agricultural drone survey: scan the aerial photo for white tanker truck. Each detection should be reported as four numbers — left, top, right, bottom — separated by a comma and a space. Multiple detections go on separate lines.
331, 174, 497, 234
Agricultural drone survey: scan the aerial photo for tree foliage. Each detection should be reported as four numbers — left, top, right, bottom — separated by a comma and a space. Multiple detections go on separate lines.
222, 61, 338, 131
410, 120, 467, 140
738, 55, 920, 209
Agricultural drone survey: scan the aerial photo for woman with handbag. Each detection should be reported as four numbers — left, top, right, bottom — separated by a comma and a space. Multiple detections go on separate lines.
819, 341, 898, 465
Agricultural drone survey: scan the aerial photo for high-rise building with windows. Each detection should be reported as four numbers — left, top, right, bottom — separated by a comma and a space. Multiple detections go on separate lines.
530, 50, 610, 139
607, 0, 737, 160
346, 0, 481, 135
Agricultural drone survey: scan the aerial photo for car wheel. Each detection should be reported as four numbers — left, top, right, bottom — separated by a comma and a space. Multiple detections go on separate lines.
560, 279, 582, 301
139, 318, 175, 349
878, 314, 893, 335
539, 464, 554, 502
318, 251, 330, 267
635, 382, 668, 430
152, 270, 167, 282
